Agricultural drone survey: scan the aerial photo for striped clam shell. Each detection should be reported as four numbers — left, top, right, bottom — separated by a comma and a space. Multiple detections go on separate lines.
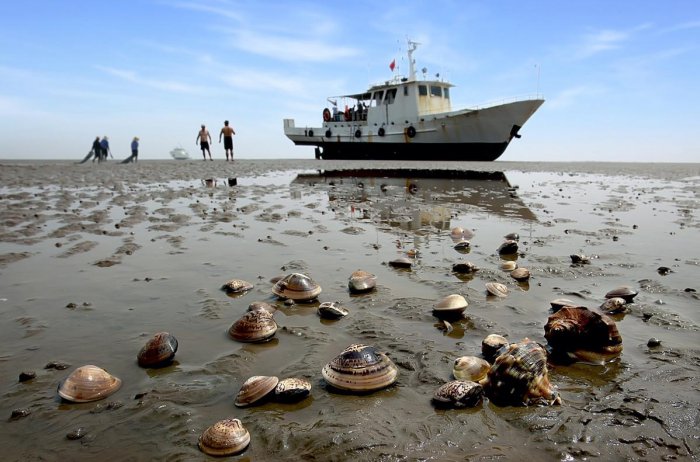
274, 377, 312, 402
485, 282, 508, 297
348, 270, 377, 293
137, 332, 178, 368
432, 380, 484, 408
272, 273, 322, 302
57, 365, 122, 403
228, 310, 277, 343
321, 344, 398, 393
221, 279, 254, 294
198, 418, 250, 456
234, 375, 279, 407
317, 301, 349, 320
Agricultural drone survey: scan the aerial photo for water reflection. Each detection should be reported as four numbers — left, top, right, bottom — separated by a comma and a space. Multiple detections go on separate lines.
292, 169, 537, 231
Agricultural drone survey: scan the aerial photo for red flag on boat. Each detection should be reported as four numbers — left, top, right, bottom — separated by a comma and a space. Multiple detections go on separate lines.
389, 59, 396, 71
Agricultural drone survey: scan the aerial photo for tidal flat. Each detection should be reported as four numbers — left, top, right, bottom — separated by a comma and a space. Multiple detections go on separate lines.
1, 159, 698, 461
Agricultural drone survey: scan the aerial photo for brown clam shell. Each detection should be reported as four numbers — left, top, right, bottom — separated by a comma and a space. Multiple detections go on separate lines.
137, 332, 178, 367
57, 365, 122, 403
483, 339, 560, 406
544, 306, 622, 364
433, 294, 468, 319
234, 375, 279, 407
498, 240, 518, 255
453, 240, 471, 252
228, 310, 277, 343
348, 270, 377, 293
485, 282, 508, 297
453, 356, 490, 382
274, 377, 312, 402
604, 286, 638, 303
482, 334, 509, 362
511, 267, 530, 282
272, 273, 322, 301
317, 301, 349, 320
549, 298, 577, 312
198, 418, 250, 456
247, 301, 277, 314
221, 279, 254, 294
570, 254, 590, 264
432, 380, 484, 408
452, 261, 478, 274
321, 344, 398, 393
599, 297, 627, 315
389, 257, 413, 269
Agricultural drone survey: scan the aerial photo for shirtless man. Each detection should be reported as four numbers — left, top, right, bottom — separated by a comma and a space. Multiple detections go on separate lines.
219, 120, 236, 161
196, 124, 213, 161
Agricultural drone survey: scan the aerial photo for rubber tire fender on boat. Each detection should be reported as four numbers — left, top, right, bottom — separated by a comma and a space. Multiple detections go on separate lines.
355, 129, 361, 138
325, 129, 332, 138
323, 108, 331, 122
378, 127, 385, 137
307, 129, 314, 137
406, 126, 416, 138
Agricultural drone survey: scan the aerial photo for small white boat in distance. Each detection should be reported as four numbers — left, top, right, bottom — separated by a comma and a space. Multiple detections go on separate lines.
170, 147, 190, 160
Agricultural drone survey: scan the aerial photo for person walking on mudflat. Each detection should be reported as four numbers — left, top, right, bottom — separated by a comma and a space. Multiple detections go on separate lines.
78, 136, 102, 164
121, 137, 139, 163
196, 124, 213, 161
219, 120, 236, 161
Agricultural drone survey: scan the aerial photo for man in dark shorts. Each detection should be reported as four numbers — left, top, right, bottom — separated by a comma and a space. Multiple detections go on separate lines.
219, 120, 236, 161
196, 124, 213, 160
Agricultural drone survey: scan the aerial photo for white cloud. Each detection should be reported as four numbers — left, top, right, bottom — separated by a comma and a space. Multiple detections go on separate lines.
547, 85, 603, 109
96, 66, 203, 93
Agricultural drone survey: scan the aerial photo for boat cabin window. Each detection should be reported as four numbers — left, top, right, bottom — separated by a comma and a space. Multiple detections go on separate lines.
443, 87, 449, 99
403, 86, 409, 96
385, 88, 397, 104
418, 85, 427, 96
373, 91, 384, 106
430, 85, 442, 97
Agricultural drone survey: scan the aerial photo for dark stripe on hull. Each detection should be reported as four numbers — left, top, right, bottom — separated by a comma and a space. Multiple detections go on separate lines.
297, 142, 510, 161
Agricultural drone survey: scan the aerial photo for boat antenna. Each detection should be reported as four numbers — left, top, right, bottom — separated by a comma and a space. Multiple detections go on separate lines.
535, 63, 541, 97
407, 40, 420, 81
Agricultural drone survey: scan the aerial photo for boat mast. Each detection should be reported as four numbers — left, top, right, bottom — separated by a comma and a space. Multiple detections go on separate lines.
407, 40, 419, 81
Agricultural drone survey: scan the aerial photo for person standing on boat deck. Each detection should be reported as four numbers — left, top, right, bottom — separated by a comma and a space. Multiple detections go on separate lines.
121, 137, 139, 163
196, 124, 213, 161
99, 136, 111, 162
219, 120, 236, 161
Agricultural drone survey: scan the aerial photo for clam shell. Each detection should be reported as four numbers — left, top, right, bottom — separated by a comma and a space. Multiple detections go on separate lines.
450, 227, 465, 238
570, 254, 590, 264
247, 301, 277, 314
452, 261, 478, 274
433, 294, 468, 319
137, 332, 178, 368
321, 344, 398, 393
272, 273, 322, 301
485, 282, 508, 297
604, 286, 638, 303
498, 240, 518, 255
511, 267, 530, 282
453, 240, 471, 252
318, 301, 349, 320
483, 339, 560, 406
432, 380, 484, 408
389, 257, 413, 269
348, 270, 377, 293
549, 298, 577, 312
544, 306, 623, 364
504, 232, 520, 241
198, 418, 250, 456
57, 365, 122, 403
599, 297, 627, 314
234, 375, 278, 407
453, 356, 490, 382
274, 377, 312, 402
500, 260, 517, 271
228, 310, 277, 343
221, 279, 254, 294
482, 334, 509, 362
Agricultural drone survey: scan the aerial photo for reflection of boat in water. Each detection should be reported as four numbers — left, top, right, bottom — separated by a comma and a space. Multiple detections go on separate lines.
170, 147, 190, 160
283, 40, 543, 161
292, 169, 537, 229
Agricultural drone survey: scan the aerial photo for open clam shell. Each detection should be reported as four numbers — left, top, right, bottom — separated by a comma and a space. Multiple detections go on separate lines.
234, 375, 279, 407
274, 377, 312, 402
485, 282, 508, 297
348, 270, 377, 293
57, 365, 122, 403
228, 310, 277, 343
432, 380, 484, 408
272, 273, 322, 302
321, 344, 398, 393
453, 356, 490, 382
433, 294, 468, 319
137, 332, 178, 368
221, 279, 254, 294
198, 418, 250, 456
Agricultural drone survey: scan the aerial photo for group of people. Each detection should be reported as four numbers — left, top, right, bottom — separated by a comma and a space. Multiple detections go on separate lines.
197, 120, 236, 161
78, 136, 139, 164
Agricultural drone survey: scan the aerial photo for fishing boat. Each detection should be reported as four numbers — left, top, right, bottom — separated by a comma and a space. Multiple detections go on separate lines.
283, 41, 543, 161
170, 147, 190, 160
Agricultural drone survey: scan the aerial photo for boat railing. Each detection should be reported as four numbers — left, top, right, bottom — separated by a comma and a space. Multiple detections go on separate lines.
464, 94, 544, 110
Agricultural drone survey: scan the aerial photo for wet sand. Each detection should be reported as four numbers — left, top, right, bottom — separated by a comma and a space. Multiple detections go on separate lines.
1, 159, 698, 461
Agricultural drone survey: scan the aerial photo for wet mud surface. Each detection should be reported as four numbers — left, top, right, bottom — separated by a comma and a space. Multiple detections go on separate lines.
0, 159, 698, 461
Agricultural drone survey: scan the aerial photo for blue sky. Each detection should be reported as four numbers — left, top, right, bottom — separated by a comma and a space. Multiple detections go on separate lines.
1, 0, 698, 162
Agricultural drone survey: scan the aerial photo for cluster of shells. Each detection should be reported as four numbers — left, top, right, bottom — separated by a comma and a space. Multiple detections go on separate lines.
46, 224, 641, 456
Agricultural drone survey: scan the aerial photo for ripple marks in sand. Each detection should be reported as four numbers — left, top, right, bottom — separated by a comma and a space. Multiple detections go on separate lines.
56, 241, 98, 258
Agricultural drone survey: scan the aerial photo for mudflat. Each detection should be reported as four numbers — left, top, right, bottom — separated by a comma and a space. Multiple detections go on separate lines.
1, 159, 698, 460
